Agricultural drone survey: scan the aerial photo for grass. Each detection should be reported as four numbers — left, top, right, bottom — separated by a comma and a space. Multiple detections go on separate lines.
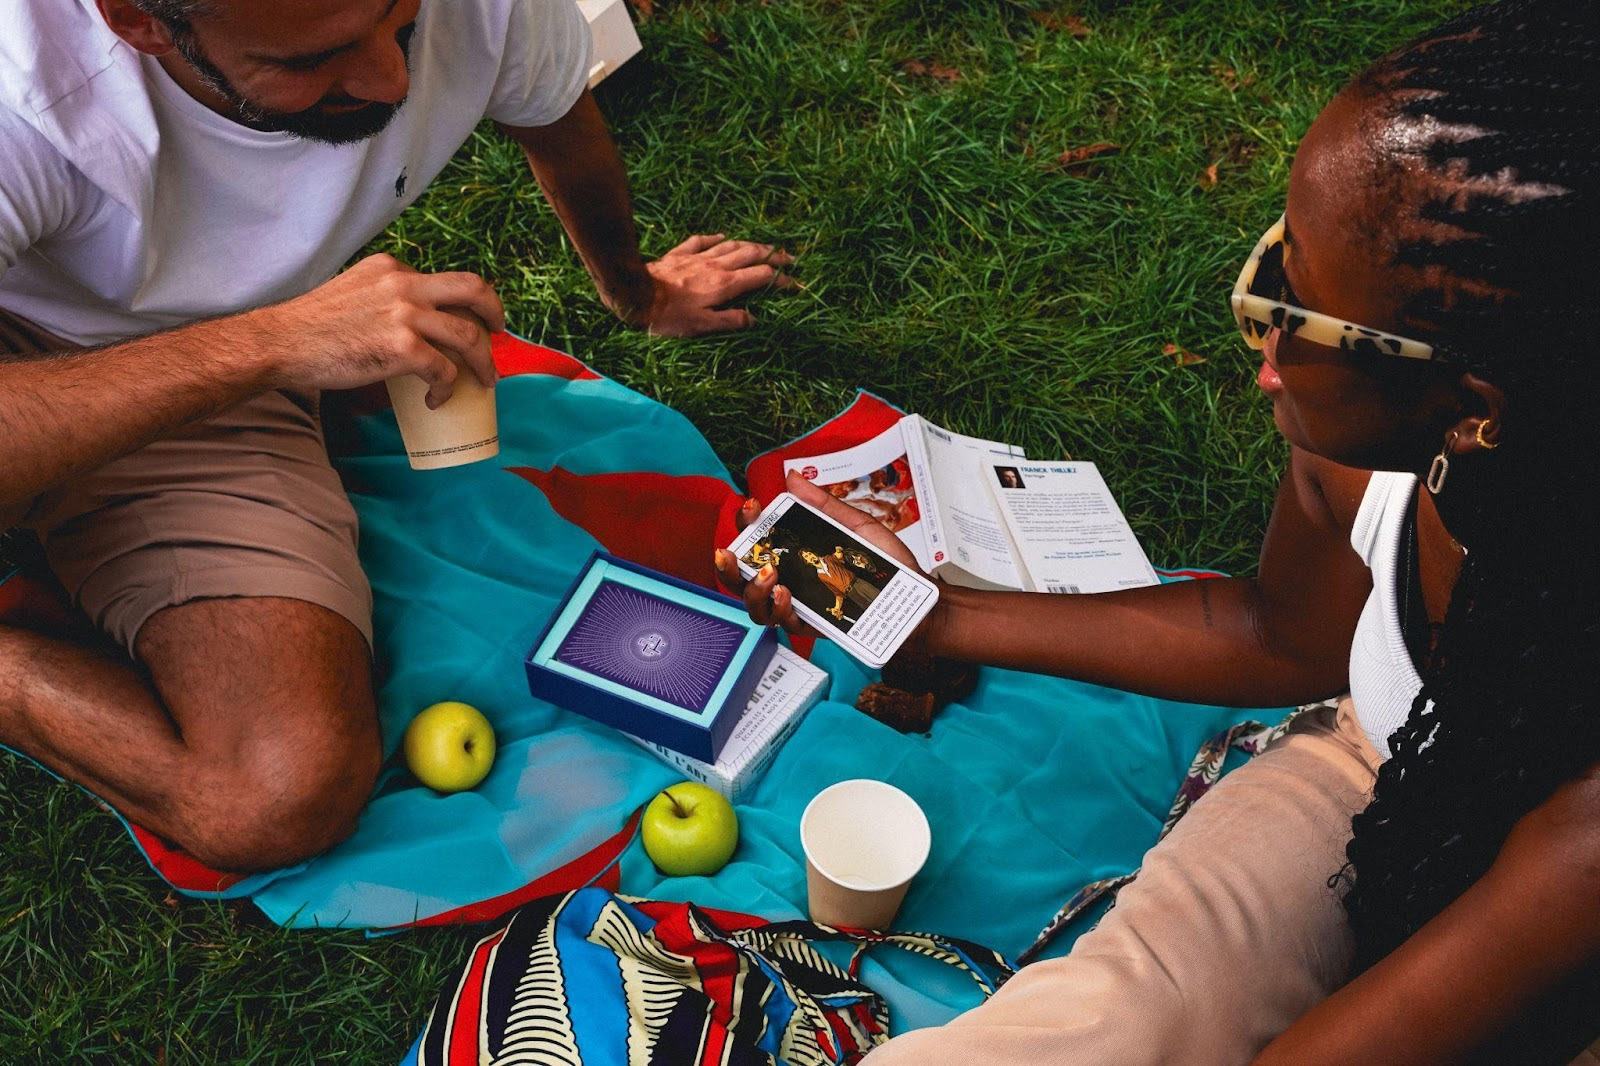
1, 0, 1472, 1061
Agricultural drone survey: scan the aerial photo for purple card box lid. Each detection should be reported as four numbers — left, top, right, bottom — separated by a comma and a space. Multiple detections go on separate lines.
524, 551, 777, 764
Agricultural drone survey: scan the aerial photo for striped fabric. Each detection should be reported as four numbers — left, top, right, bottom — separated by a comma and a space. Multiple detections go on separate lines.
415, 887, 1013, 1066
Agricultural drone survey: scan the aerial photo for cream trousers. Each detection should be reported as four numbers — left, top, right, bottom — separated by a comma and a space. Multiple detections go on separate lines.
864, 698, 1599, 1065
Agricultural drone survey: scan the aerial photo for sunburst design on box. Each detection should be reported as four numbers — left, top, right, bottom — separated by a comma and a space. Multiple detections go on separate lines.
554, 581, 744, 713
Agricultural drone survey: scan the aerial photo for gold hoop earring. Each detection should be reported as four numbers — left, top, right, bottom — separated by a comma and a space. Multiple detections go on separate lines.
1474, 420, 1500, 450
1426, 430, 1457, 495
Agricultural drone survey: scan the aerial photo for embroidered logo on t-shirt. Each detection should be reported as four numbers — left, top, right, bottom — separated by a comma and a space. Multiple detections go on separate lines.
395, 168, 409, 198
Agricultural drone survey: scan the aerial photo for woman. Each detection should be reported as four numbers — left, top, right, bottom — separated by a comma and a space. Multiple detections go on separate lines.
715, 1, 1600, 1061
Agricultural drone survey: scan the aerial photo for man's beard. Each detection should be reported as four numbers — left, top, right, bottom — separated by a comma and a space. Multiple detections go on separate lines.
170, 30, 410, 146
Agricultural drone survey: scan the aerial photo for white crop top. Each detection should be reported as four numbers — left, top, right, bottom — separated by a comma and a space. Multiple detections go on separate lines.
1348, 470, 1428, 761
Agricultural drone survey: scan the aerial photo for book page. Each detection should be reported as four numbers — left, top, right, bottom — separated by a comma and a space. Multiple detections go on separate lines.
907, 416, 1028, 590
987, 462, 1159, 594
784, 422, 931, 569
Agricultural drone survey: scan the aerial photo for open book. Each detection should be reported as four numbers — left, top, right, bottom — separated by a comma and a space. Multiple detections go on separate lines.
783, 414, 1159, 594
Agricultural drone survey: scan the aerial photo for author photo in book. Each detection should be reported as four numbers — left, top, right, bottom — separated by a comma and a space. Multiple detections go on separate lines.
994, 466, 1026, 490
720, 3, 1600, 1062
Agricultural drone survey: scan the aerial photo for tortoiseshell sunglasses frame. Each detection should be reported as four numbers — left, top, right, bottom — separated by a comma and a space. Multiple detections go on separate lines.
1230, 214, 1443, 362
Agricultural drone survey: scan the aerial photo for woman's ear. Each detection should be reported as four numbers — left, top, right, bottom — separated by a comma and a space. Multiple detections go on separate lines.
1447, 372, 1507, 455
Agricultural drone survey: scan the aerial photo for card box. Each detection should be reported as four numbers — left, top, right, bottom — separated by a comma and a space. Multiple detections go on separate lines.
525, 552, 777, 764
624, 644, 828, 802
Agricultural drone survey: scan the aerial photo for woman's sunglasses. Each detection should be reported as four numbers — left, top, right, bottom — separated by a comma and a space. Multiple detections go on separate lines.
1230, 214, 1444, 362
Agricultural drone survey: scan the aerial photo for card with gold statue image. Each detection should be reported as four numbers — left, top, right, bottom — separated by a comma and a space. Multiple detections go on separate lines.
726, 493, 939, 668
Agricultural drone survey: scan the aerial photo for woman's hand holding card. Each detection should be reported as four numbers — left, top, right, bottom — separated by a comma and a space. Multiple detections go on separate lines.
716, 471, 924, 631
715, 471, 940, 668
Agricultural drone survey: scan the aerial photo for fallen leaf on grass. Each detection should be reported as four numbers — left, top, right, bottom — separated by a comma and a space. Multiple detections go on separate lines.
1218, 132, 1261, 164
626, 0, 653, 19
1054, 142, 1121, 172
1199, 134, 1260, 187
1164, 343, 1207, 367
702, 27, 725, 49
1015, 120, 1037, 158
1212, 64, 1258, 91
1030, 11, 1092, 37
900, 58, 962, 82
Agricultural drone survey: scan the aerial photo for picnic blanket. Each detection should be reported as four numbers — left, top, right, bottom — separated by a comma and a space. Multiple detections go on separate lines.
0, 333, 1277, 1033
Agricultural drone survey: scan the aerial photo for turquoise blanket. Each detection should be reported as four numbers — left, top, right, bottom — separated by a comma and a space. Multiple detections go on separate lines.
1, 335, 1277, 1034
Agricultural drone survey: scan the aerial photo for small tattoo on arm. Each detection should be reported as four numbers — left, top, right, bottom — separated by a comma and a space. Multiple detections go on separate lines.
1199, 582, 1215, 629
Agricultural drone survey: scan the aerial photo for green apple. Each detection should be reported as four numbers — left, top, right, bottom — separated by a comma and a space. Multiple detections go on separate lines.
641, 781, 739, 877
403, 701, 497, 793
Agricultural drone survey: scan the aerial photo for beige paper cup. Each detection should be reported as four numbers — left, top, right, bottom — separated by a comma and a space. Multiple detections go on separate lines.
800, 779, 931, 930
385, 371, 499, 470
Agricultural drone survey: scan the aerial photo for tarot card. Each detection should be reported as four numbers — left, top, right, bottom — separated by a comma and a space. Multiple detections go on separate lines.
726, 492, 940, 668
554, 579, 746, 714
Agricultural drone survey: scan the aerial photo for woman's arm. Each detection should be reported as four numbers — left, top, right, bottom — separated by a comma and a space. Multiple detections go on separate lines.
1254, 766, 1600, 1065
721, 449, 1376, 708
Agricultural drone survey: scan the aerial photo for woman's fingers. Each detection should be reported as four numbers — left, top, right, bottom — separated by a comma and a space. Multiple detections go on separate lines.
784, 470, 889, 534
781, 469, 925, 572
669, 232, 726, 255
713, 548, 746, 597
768, 585, 811, 634
713, 548, 811, 635
744, 564, 783, 625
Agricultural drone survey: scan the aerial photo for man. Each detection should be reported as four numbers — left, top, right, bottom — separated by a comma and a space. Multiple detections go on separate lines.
798, 547, 878, 625
0, 0, 792, 871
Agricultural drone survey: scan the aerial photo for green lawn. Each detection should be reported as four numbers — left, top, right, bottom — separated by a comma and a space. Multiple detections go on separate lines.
1, 0, 1471, 1061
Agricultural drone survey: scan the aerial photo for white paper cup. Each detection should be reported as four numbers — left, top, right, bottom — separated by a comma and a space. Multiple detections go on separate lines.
800, 779, 931, 930
385, 371, 499, 471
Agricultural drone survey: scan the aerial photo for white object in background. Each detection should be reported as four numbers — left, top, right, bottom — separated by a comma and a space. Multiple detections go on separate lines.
986, 461, 1160, 595
577, 0, 643, 87
626, 645, 828, 803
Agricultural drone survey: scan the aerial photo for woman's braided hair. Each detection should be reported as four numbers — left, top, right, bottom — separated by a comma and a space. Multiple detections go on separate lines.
1338, 0, 1599, 1054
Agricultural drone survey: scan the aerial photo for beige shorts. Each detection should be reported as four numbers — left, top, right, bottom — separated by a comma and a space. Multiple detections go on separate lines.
18, 389, 373, 656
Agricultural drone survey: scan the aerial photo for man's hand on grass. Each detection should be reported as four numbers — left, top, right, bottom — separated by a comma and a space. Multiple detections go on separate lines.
635, 234, 796, 337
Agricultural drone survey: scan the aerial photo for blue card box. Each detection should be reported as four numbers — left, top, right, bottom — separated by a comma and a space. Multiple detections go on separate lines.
525, 552, 777, 764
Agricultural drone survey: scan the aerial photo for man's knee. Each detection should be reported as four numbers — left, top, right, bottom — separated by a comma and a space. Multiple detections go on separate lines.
135, 597, 380, 870
182, 716, 382, 872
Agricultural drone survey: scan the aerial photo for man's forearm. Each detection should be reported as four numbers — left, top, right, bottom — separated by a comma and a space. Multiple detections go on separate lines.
0, 314, 276, 509
0, 254, 511, 513
499, 90, 656, 322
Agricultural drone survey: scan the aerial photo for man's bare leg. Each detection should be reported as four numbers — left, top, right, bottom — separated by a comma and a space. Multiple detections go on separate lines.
0, 597, 381, 871
1, 305, 379, 871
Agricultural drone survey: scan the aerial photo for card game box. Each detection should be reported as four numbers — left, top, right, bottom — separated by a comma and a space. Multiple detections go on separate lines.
525, 552, 777, 763
623, 644, 828, 802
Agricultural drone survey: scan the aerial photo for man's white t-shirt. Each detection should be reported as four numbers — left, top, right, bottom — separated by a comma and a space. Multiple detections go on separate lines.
0, 0, 593, 347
